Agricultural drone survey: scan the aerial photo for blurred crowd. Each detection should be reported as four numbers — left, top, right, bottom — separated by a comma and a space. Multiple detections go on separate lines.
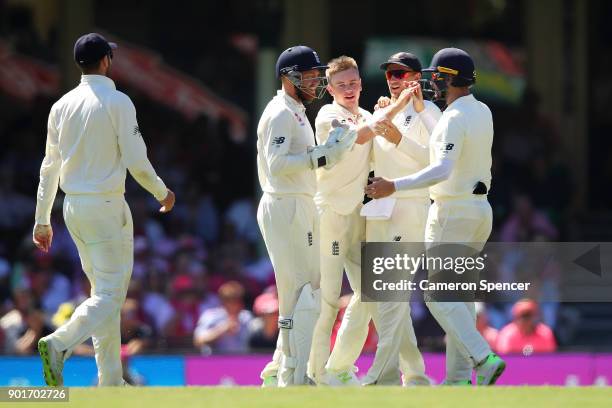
0, 89, 568, 359
0, 3, 577, 360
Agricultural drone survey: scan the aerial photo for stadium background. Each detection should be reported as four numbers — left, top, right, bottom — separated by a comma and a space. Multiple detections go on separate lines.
0, 0, 611, 386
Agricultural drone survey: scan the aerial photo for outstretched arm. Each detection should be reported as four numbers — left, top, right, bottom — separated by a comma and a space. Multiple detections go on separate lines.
365, 157, 455, 199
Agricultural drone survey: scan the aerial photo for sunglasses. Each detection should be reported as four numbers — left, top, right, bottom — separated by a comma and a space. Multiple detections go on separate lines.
385, 69, 416, 80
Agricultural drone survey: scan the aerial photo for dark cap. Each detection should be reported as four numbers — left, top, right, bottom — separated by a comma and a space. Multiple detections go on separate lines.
74, 33, 117, 66
380, 52, 422, 72
276, 45, 328, 78
423, 47, 475, 83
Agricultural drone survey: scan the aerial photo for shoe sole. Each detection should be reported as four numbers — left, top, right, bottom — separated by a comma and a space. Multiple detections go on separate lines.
38, 339, 59, 387
480, 361, 506, 386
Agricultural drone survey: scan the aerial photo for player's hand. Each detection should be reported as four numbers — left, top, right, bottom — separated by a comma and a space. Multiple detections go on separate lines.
159, 189, 175, 213
33, 223, 53, 253
365, 176, 396, 199
374, 119, 402, 144
409, 82, 425, 113
396, 82, 417, 107
374, 96, 392, 111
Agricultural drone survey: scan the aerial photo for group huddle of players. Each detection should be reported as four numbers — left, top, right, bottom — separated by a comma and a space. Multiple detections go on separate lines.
255, 45, 506, 387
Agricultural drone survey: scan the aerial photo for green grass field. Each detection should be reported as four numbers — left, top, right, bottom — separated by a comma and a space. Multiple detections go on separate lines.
14, 386, 612, 408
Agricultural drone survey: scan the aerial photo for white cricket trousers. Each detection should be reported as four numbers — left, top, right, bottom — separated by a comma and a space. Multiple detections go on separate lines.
257, 193, 320, 382
49, 194, 133, 386
424, 196, 493, 382
308, 205, 364, 383
327, 198, 429, 385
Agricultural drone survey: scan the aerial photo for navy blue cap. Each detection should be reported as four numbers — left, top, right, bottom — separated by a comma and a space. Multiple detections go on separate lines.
423, 48, 475, 83
74, 33, 117, 66
380, 52, 422, 72
275, 45, 328, 79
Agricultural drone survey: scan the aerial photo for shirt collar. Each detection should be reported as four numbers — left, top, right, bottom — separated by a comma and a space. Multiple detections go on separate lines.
80, 75, 116, 89
277, 89, 305, 113
447, 93, 475, 110
332, 101, 362, 120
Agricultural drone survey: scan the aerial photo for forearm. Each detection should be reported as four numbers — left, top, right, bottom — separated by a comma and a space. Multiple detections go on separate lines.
35, 155, 60, 225
128, 161, 168, 201
381, 97, 409, 121
355, 123, 376, 145
269, 152, 312, 176
419, 109, 439, 134
393, 158, 454, 191
396, 136, 429, 165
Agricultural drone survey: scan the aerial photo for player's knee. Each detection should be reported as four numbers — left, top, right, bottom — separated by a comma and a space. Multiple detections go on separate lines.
425, 301, 460, 315
91, 290, 123, 312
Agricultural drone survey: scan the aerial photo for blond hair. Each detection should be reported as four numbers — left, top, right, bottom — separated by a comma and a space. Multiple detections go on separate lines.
326, 55, 359, 81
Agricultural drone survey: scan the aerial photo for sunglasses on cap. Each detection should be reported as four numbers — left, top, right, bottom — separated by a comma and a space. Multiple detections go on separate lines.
385, 69, 416, 80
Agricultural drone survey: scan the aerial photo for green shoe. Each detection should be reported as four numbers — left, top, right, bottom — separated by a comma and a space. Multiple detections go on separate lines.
475, 353, 506, 385
261, 375, 278, 388
441, 379, 472, 386
38, 337, 64, 387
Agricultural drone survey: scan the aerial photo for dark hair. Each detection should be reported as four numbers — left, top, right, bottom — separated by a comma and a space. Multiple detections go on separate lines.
78, 55, 106, 74
451, 76, 475, 87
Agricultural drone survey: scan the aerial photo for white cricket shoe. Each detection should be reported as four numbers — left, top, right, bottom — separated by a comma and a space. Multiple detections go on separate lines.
38, 336, 65, 387
402, 376, 431, 386
321, 369, 361, 386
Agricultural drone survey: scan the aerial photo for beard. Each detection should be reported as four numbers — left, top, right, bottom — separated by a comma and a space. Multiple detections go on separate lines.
296, 87, 316, 105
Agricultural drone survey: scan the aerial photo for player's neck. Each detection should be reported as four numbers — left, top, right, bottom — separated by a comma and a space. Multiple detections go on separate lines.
282, 83, 303, 105
337, 101, 359, 115
446, 88, 470, 106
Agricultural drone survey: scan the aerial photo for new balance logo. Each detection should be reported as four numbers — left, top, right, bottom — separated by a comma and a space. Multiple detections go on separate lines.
278, 318, 293, 329
393, 236, 402, 242
272, 136, 285, 145
332, 241, 340, 256
307, 232, 313, 246
404, 116, 412, 127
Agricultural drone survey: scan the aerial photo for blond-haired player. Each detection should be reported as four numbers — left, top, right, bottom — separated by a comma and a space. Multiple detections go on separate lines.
326, 52, 441, 386
307, 56, 373, 384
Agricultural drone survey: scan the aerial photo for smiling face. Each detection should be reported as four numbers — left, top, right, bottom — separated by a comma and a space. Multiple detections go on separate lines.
327, 67, 362, 112
385, 63, 421, 99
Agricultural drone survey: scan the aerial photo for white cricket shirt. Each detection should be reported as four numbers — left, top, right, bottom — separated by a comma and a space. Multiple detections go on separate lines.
429, 94, 493, 200
35, 75, 167, 225
257, 90, 317, 196
373, 99, 441, 199
314, 102, 372, 215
